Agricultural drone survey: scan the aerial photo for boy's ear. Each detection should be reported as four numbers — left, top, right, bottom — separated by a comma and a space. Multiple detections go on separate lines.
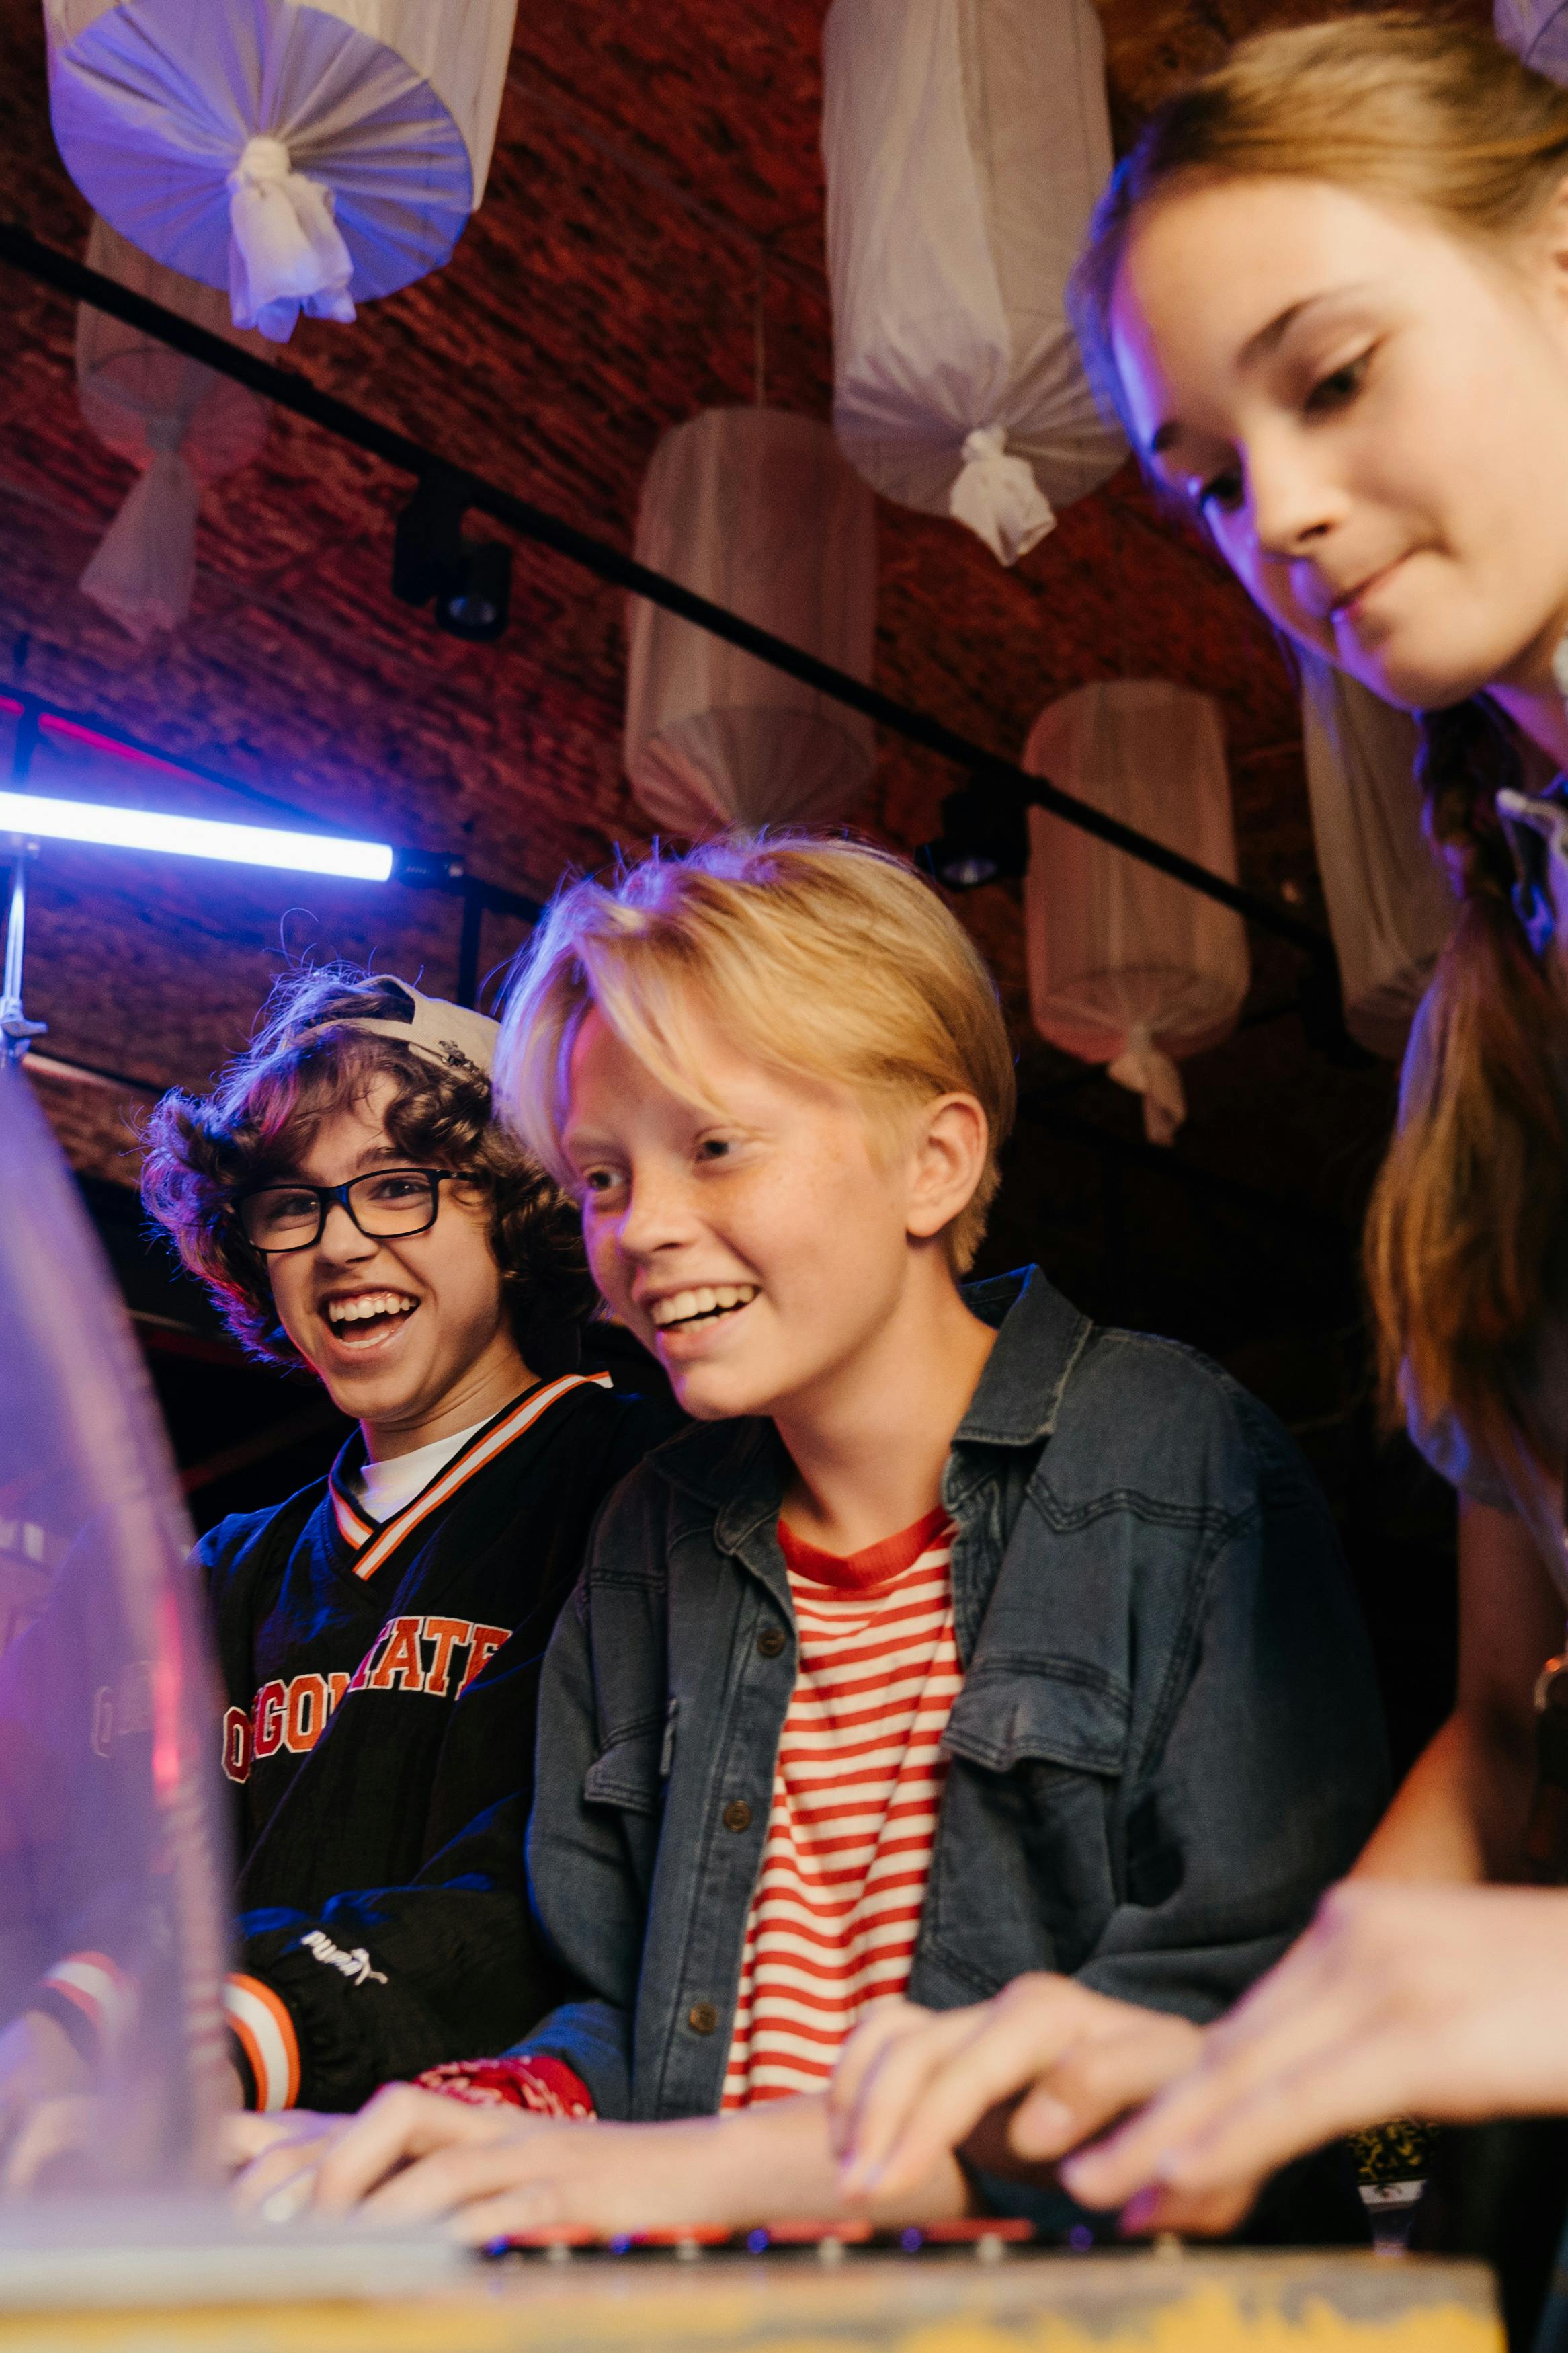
905, 1094, 989, 1243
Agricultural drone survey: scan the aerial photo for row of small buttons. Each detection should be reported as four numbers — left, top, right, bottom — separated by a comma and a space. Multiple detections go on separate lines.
688, 1618, 786, 2036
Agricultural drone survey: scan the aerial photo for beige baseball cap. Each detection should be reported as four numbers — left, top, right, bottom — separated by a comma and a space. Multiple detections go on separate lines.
290, 978, 499, 1080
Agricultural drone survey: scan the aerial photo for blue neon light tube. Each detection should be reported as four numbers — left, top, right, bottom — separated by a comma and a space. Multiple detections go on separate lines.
0, 790, 394, 882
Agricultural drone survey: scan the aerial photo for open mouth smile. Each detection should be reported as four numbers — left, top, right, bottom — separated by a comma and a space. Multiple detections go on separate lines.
647, 1284, 758, 1334
321, 1289, 420, 1348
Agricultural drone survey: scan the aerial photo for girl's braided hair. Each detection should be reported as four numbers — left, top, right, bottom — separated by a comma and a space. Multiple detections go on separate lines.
1368, 705, 1568, 1470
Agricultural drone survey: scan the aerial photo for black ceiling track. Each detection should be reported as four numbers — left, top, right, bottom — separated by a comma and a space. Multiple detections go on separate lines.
0, 221, 1354, 1049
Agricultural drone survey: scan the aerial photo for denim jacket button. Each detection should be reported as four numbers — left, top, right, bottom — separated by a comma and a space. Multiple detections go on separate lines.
688, 2002, 719, 2036
723, 1799, 753, 1833
756, 1625, 786, 1659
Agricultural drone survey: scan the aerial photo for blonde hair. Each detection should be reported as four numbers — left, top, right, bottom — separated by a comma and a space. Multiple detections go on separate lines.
495, 834, 1016, 1273
1068, 13, 1568, 1474
1068, 13, 1568, 430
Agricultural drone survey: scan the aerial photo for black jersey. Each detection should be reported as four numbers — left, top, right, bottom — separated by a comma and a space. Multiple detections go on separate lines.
200, 1372, 677, 2112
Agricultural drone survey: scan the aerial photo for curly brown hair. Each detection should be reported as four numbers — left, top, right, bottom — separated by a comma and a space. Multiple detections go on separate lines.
140, 966, 595, 1372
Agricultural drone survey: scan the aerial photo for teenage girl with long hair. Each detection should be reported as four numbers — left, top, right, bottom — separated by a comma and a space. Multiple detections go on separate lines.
827, 10, 1568, 2241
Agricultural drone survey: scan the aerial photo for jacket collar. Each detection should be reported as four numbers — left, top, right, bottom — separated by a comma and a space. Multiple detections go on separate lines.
950, 1264, 1091, 1449
649, 1266, 1089, 1548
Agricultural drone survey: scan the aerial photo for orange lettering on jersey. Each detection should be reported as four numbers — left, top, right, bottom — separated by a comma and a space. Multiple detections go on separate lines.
367, 1616, 425, 1693
285, 1673, 329, 1753
422, 1617, 472, 1700
327, 1671, 350, 1712
346, 1632, 385, 1693
458, 1624, 511, 1694
222, 1706, 252, 1784
252, 1680, 286, 1759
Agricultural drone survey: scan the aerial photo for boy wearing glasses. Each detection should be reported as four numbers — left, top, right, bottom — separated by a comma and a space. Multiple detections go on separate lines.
124, 967, 675, 2118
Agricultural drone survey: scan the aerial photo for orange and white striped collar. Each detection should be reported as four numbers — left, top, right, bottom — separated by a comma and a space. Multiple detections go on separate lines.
327, 1373, 610, 1583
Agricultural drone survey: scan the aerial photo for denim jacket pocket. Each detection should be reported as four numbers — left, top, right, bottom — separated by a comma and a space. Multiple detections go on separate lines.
583, 1716, 667, 1815
942, 1659, 1131, 1779
921, 1663, 1131, 1988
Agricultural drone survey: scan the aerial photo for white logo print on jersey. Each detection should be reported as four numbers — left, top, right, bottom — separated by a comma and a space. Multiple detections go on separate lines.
299, 1930, 388, 1988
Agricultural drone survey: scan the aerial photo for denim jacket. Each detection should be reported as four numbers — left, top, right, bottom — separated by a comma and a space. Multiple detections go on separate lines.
523, 1267, 1389, 2128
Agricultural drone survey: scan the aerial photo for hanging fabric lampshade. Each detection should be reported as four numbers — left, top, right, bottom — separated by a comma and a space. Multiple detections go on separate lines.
47, 0, 518, 342
75, 217, 271, 640
1495, 0, 1568, 75
1298, 655, 1455, 1059
1023, 681, 1250, 1144
821, 0, 1125, 566
624, 407, 878, 837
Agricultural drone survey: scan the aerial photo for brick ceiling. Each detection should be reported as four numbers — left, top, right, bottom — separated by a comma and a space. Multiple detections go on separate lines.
0, 0, 1486, 1367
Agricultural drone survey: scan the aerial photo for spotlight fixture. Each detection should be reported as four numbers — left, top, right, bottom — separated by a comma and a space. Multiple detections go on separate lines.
923, 779, 1030, 891
394, 477, 511, 643
0, 789, 395, 881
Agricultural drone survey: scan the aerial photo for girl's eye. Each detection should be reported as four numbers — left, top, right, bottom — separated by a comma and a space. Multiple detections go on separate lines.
697, 1138, 732, 1162
1196, 465, 1244, 515
580, 1168, 621, 1197
1305, 352, 1370, 414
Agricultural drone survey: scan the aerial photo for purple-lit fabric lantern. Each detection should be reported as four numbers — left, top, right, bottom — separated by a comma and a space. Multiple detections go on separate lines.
46, 0, 518, 343
1496, 0, 1568, 76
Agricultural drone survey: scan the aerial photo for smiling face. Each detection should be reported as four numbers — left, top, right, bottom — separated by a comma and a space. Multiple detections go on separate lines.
1110, 175, 1568, 716
561, 1005, 977, 1429
261, 1076, 529, 1455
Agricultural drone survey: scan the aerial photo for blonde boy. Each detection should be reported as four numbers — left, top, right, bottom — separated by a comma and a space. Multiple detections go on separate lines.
240, 836, 1386, 2237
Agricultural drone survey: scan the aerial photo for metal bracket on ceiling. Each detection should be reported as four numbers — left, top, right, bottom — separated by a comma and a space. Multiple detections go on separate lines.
1, 836, 46, 1064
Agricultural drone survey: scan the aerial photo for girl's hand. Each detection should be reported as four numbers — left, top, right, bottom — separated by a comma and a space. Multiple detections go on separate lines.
226, 2107, 358, 2221
829, 1977, 1201, 2202
1061, 1882, 1568, 2235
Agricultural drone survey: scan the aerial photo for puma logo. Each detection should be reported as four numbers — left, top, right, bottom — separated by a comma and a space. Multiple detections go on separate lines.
299, 1930, 388, 1988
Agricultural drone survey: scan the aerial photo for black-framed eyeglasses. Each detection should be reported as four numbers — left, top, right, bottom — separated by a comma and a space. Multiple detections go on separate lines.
233, 1168, 469, 1255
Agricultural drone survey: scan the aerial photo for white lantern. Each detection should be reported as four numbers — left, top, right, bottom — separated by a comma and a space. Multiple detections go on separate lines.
1023, 681, 1251, 1144
1495, 0, 1568, 75
75, 217, 270, 640
47, 0, 518, 342
822, 0, 1126, 566
625, 407, 878, 838
1298, 656, 1455, 1059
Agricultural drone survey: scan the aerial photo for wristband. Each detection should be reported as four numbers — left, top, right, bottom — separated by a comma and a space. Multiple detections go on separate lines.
30, 1952, 133, 2065
415, 2052, 595, 2118
224, 1975, 300, 2112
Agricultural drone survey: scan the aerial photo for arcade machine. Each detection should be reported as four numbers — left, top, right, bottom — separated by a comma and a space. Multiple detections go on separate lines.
0, 865, 1504, 2350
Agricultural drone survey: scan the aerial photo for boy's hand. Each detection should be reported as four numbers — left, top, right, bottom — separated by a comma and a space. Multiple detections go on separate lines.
306, 2085, 789, 2245
241, 2083, 973, 2243
314, 2087, 618, 2241
1061, 1882, 1568, 2237
829, 1979, 1202, 2202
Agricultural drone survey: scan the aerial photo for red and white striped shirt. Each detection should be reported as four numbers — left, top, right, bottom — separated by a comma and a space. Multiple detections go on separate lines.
721, 1506, 961, 2108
